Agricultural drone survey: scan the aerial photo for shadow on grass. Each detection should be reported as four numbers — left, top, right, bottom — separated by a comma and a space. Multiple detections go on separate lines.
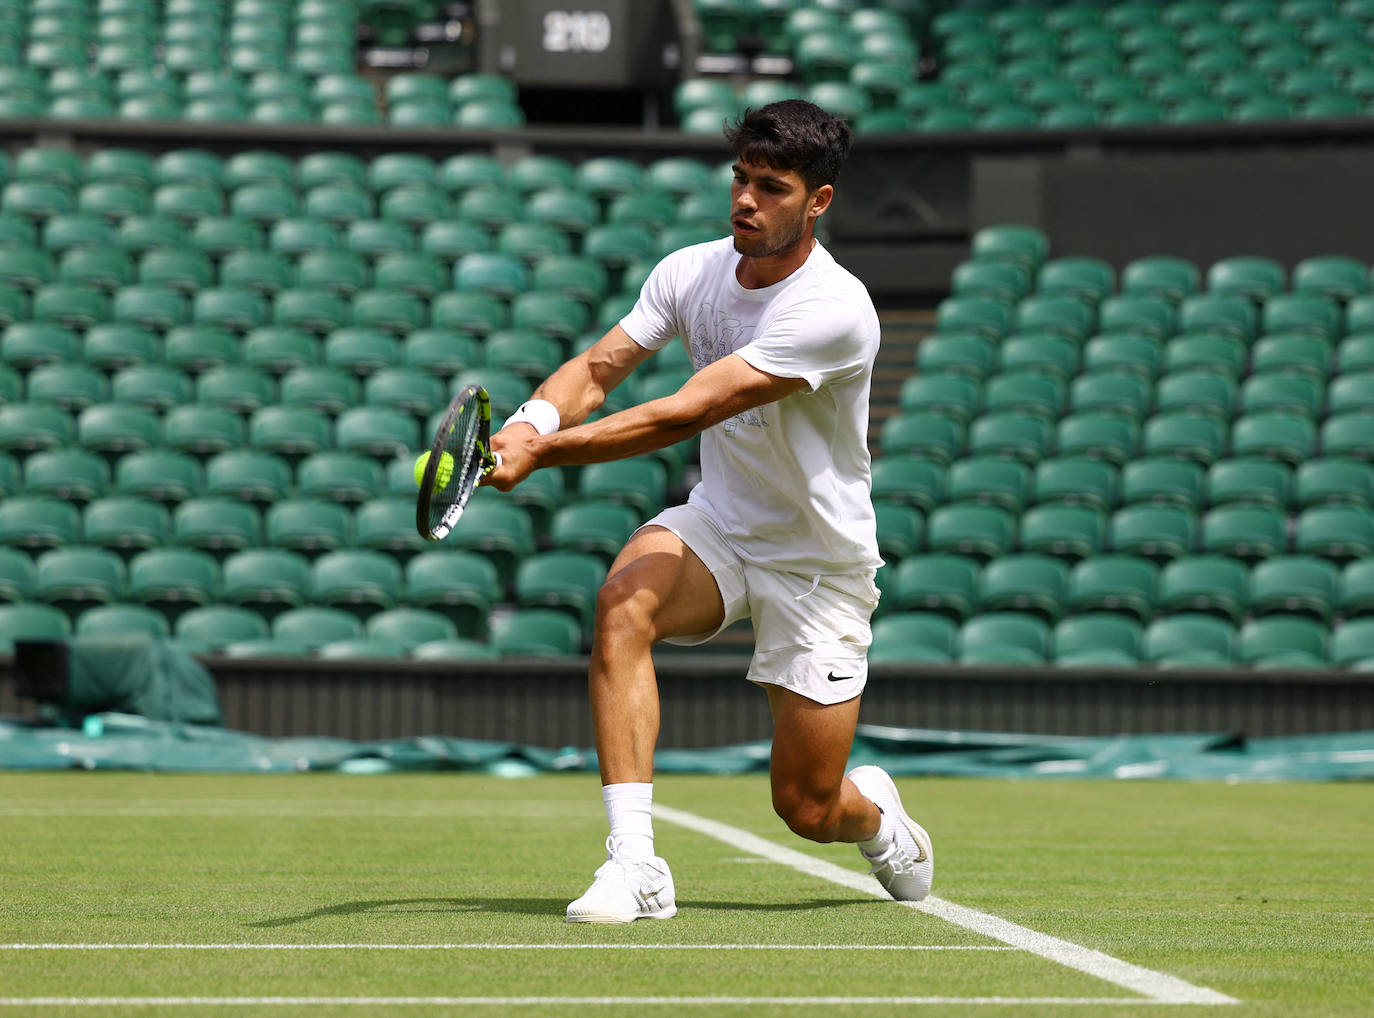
248, 896, 874, 927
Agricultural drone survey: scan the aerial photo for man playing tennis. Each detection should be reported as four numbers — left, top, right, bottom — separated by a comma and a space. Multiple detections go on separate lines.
486, 99, 932, 922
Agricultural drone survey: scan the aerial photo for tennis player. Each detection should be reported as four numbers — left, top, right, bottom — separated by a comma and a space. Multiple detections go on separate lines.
486, 99, 932, 923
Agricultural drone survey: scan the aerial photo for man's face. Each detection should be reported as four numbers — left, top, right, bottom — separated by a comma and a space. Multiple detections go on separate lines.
730, 159, 815, 259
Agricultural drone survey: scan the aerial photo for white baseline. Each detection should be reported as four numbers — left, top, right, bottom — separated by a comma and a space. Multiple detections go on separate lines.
654, 803, 1238, 1007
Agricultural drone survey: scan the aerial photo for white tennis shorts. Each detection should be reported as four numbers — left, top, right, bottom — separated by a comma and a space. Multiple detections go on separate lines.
644, 502, 880, 706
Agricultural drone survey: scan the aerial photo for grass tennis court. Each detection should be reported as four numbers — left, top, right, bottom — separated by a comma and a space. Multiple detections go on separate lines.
3, 773, 1370, 1017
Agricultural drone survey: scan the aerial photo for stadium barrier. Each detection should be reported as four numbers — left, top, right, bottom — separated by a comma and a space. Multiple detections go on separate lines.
3, 653, 1371, 747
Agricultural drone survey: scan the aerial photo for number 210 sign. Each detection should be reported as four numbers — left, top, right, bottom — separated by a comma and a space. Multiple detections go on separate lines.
541, 9, 613, 53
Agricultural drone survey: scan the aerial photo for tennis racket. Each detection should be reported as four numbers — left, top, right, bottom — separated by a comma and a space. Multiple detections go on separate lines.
415, 384, 502, 542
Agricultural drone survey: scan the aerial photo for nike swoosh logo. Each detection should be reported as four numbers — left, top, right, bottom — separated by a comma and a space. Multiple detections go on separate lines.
826, 672, 854, 682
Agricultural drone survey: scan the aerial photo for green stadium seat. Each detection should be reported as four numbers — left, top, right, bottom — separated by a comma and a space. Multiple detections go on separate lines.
1109, 504, 1197, 562
310, 549, 404, 618
273, 288, 350, 335
1142, 411, 1228, 466
576, 458, 668, 519
1053, 612, 1144, 666
1054, 413, 1139, 467
1141, 613, 1235, 666
871, 455, 944, 514
1294, 458, 1374, 509
269, 605, 365, 651
23, 447, 109, 504
242, 326, 319, 376
0, 401, 75, 456
126, 546, 219, 619
1037, 256, 1116, 304
1097, 295, 1176, 341
404, 549, 501, 639
869, 612, 958, 664
113, 450, 201, 504
945, 456, 1030, 514
43, 215, 118, 256
1070, 373, 1152, 419
1178, 294, 1257, 341
82, 495, 170, 559
1156, 554, 1249, 623
171, 604, 269, 653
163, 404, 246, 459
201, 450, 292, 507
916, 333, 997, 380
110, 364, 193, 413
1247, 554, 1339, 622
171, 497, 262, 558
1230, 412, 1317, 467
951, 260, 1033, 303
968, 412, 1053, 465
247, 405, 332, 461
1239, 373, 1324, 418
1295, 505, 1374, 561
1206, 255, 1286, 302
0, 602, 72, 651
365, 608, 457, 652
31, 283, 108, 331
333, 405, 418, 460
1121, 256, 1201, 303
0, 247, 56, 294
1120, 457, 1206, 511
898, 374, 981, 422
934, 296, 1013, 340
351, 497, 429, 559
322, 329, 401, 378
218, 547, 310, 618
1203, 458, 1290, 510
1032, 458, 1118, 512
1154, 370, 1236, 420
34, 546, 126, 617
1238, 615, 1328, 668
998, 334, 1079, 384
874, 502, 924, 561
1292, 255, 1368, 301
1199, 504, 1287, 561
1332, 615, 1374, 666
1320, 410, 1374, 460
490, 607, 583, 656
76, 602, 171, 640
1018, 503, 1108, 563
57, 248, 131, 295
514, 550, 606, 630
977, 553, 1069, 622
926, 503, 1015, 561
2, 321, 79, 369
1263, 294, 1342, 341
549, 500, 638, 564
137, 247, 214, 296
888, 553, 980, 620
76, 402, 162, 457
262, 498, 351, 557
1250, 333, 1332, 381
294, 251, 370, 299
959, 612, 1050, 665
268, 218, 338, 257
350, 289, 425, 336
880, 412, 964, 464
194, 367, 276, 415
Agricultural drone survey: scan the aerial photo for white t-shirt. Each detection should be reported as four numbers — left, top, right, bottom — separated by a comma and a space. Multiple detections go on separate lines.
619, 237, 882, 575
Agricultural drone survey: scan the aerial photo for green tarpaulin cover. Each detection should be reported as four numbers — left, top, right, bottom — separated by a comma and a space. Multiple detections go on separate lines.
1, 713, 1372, 781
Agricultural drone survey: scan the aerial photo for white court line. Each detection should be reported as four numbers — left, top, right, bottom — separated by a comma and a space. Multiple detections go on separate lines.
654, 804, 1239, 1007
0, 943, 1012, 952
0, 997, 1192, 1007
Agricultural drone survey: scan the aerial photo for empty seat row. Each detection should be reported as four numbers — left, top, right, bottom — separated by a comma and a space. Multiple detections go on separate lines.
872, 609, 1374, 669
877, 550, 1374, 626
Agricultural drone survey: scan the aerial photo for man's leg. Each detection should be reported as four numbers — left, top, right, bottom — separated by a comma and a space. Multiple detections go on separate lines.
590, 524, 727, 784
566, 524, 727, 924
766, 685, 934, 901
765, 685, 879, 843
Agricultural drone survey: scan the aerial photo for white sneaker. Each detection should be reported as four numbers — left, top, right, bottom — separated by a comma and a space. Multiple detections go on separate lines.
848, 765, 934, 901
566, 838, 678, 924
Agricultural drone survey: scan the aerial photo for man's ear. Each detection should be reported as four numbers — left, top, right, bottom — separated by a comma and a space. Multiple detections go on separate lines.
809, 183, 834, 219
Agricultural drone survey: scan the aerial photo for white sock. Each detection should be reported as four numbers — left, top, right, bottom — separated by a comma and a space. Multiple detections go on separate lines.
603, 782, 655, 859
858, 803, 897, 856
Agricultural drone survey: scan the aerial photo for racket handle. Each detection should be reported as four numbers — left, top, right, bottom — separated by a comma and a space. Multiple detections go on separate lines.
490, 451, 502, 470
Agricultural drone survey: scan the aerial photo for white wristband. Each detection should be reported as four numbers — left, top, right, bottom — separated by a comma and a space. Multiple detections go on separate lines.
504, 399, 560, 435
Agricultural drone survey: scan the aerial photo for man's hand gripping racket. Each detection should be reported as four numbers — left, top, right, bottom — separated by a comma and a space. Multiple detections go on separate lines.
414, 384, 503, 541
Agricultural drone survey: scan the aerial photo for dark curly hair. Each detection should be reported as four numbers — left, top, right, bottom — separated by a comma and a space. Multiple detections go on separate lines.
723, 99, 853, 193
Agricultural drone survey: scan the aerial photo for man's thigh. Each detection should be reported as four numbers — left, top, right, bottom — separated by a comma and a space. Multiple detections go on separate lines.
599, 523, 729, 644
765, 684, 862, 800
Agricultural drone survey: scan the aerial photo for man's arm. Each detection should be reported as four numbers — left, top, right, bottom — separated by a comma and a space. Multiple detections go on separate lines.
485, 348, 808, 491
525, 324, 656, 429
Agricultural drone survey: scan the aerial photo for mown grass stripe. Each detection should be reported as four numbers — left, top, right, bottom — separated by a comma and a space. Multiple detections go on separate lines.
0, 996, 1190, 1007
0, 943, 1013, 951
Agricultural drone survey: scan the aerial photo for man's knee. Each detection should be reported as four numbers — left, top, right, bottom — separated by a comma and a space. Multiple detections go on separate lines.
772, 784, 842, 844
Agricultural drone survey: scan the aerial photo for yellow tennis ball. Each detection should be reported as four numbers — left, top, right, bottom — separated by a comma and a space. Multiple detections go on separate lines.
414, 450, 454, 490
